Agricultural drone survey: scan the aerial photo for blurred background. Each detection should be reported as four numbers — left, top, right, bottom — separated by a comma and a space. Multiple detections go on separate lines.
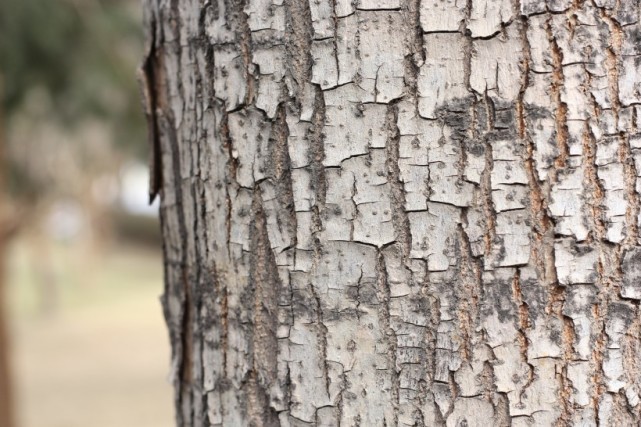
0, 0, 172, 426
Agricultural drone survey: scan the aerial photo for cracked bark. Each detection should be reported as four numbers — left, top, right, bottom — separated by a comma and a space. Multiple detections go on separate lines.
141, 0, 641, 425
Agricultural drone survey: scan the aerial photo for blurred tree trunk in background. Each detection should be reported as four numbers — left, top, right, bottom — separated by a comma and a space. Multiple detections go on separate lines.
0, 77, 15, 427
0, 233, 13, 427
143, 1, 641, 425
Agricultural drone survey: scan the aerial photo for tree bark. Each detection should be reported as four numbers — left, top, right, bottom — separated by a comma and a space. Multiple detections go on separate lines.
141, 0, 641, 425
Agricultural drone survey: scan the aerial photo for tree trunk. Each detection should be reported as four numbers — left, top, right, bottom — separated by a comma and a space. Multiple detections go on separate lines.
141, 0, 641, 425
0, 231, 13, 427
0, 76, 15, 427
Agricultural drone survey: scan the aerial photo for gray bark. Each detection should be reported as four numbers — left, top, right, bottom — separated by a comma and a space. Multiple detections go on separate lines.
140, 0, 641, 425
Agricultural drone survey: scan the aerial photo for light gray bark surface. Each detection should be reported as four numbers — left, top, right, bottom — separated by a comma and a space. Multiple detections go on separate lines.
140, 0, 641, 425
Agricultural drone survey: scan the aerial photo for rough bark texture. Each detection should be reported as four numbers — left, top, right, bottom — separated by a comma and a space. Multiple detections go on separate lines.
141, 0, 641, 425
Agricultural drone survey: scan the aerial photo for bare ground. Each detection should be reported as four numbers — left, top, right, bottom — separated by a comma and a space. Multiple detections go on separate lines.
6, 237, 173, 427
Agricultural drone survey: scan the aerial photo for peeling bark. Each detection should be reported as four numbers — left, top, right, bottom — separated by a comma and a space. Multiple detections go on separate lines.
142, 0, 641, 425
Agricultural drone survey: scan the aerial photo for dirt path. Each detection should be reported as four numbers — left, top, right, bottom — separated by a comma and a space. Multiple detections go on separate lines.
7, 240, 173, 427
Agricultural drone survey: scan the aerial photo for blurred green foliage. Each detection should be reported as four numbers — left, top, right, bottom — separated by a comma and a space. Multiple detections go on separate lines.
0, 0, 146, 155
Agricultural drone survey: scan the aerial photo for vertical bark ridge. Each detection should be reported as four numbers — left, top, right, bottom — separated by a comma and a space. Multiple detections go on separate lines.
541, 13, 576, 425
599, 6, 641, 244
519, 12, 557, 295
519, 24, 561, 411
520, 11, 571, 424
622, 133, 641, 245
162, 114, 193, 426
156, 3, 194, 406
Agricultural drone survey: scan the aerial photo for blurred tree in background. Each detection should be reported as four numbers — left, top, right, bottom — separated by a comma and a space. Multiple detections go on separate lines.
0, 3, 149, 423
0, 0, 146, 205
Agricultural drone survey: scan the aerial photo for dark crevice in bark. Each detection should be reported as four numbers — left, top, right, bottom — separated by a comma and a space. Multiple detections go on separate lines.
597, 0, 623, 121
551, 270, 577, 424
247, 186, 281, 427
583, 123, 607, 242
457, 223, 482, 364
516, 15, 531, 141
235, 0, 257, 105
462, 0, 475, 91
545, 17, 570, 171
270, 102, 298, 250
309, 282, 331, 398
441, 371, 459, 421
480, 94, 497, 258
335, 363, 348, 423
376, 250, 400, 427
284, 0, 313, 101
309, 86, 328, 264
511, 270, 536, 403
404, 0, 425, 113
385, 101, 412, 258
584, 119, 610, 422
220, 112, 239, 261
329, 0, 341, 86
